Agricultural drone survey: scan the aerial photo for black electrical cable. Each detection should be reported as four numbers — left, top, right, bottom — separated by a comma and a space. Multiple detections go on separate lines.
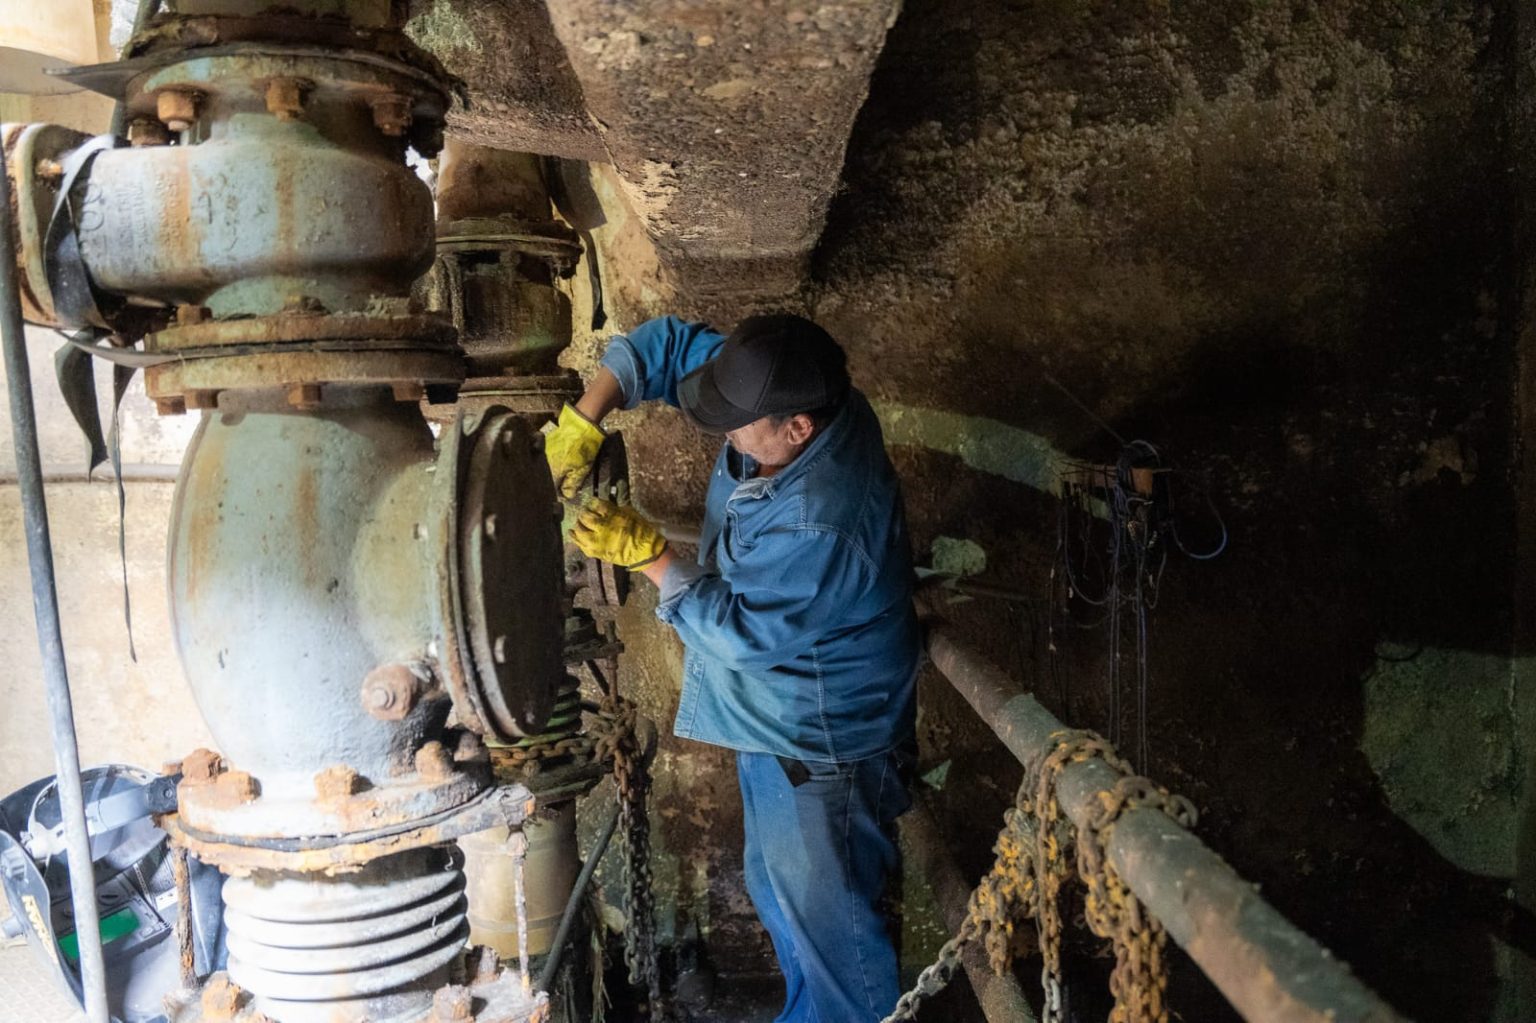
536, 801, 623, 993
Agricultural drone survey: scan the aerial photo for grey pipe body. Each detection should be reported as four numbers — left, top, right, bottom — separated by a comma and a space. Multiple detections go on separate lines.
0, 142, 110, 1023
925, 625, 1405, 1023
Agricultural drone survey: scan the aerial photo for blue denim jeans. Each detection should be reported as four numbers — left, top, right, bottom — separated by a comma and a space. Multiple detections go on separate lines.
736, 748, 912, 1023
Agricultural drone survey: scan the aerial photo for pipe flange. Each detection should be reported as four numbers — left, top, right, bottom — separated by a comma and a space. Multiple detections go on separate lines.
437, 216, 583, 273
161, 785, 536, 877
143, 345, 464, 410
175, 753, 488, 846
434, 407, 564, 742
145, 312, 456, 352
423, 373, 584, 426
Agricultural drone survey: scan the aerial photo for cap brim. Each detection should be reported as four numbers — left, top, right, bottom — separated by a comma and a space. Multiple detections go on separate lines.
678, 362, 760, 433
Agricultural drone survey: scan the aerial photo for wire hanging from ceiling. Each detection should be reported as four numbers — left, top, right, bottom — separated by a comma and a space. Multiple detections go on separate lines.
1045, 391, 1228, 774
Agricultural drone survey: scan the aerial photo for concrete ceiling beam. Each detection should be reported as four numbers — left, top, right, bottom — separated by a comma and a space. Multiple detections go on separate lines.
411, 0, 900, 308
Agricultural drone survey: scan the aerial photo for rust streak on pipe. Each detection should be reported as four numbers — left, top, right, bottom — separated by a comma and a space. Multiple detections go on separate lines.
924, 625, 1406, 1023
900, 794, 1039, 1023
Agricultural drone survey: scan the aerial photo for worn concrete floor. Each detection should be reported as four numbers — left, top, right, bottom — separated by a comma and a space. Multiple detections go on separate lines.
0, 914, 83, 1023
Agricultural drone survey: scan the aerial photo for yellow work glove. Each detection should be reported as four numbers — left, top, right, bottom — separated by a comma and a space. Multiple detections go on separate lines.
544, 403, 606, 500
571, 499, 668, 570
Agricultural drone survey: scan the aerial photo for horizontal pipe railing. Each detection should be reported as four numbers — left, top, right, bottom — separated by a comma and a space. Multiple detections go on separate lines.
925, 624, 1406, 1023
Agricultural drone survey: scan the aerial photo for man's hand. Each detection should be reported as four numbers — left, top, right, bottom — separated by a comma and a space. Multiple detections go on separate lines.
545, 403, 606, 500
571, 499, 668, 569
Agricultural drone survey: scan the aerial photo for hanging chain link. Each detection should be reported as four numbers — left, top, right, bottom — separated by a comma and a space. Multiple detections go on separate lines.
882, 728, 1196, 1023
591, 693, 666, 1019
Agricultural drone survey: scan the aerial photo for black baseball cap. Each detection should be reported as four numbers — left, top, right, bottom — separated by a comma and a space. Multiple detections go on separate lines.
677, 315, 851, 433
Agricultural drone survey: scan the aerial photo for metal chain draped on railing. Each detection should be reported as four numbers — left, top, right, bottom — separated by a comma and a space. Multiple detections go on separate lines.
882, 728, 1195, 1023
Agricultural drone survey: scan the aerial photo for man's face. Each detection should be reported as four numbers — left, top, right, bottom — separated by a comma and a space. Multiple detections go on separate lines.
725, 414, 814, 473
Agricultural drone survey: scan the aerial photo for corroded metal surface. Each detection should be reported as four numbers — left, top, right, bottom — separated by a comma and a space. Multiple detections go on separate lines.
432, 407, 564, 743
1, 122, 89, 326
145, 312, 455, 351
142, 346, 464, 406
160, 785, 535, 877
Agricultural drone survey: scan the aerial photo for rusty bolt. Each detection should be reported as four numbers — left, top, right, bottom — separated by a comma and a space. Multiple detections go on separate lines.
176, 304, 209, 326
153, 395, 187, 417
469, 944, 500, 982
185, 389, 221, 411
361, 663, 422, 721
431, 984, 473, 1022
454, 731, 486, 763
201, 972, 242, 1021
415, 741, 455, 782
156, 89, 199, 133
264, 77, 308, 121
127, 118, 171, 147
215, 770, 259, 804
286, 383, 323, 410
370, 93, 413, 136
392, 381, 425, 403
182, 748, 225, 785
314, 764, 363, 800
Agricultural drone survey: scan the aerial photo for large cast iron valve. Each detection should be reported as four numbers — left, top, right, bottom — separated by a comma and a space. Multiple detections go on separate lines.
2, 4, 565, 1019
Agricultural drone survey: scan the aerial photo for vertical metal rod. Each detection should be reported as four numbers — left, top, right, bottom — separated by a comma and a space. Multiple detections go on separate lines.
0, 162, 110, 1023
171, 845, 195, 991
511, 829, 531, 996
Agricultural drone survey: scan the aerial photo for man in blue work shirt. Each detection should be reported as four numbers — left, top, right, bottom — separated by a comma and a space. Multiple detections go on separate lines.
546, 313, 920, 1023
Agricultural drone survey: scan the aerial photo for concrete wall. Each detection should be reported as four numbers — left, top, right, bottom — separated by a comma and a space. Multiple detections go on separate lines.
0, 326, 207, 793
570, 1, 1533, 1018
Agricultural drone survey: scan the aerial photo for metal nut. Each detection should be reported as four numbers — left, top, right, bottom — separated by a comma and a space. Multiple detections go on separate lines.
127, 118, 171, 147
371, 93, 413, 136
154, 396, 187, 417
314, 764, 363, 800
201, 972, 242, 1021
156, 89, 199, 133
182, 748, 225, 784
361, 663, 422, 721
264, 77, 308, 121
415, 741, 455, 782
214, 770, 259, 804
286, 383, 323, 410
454, 731, 486, 763
431, 984, 473, 1021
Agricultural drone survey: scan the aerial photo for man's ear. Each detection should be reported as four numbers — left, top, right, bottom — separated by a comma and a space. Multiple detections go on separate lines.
785, 413, 816, 445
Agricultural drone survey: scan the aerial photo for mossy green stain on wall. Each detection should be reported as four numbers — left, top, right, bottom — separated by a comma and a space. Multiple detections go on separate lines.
1361, 644, 1519, 878
872, 399, 1066, 496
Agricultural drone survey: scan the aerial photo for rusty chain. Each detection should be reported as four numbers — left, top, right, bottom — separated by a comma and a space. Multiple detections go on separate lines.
882, 797, 1040, 1022
882, 728, 1196, 1023
591, 693, 666, 1019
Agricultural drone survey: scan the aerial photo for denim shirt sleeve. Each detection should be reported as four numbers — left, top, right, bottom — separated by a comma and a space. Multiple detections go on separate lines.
655, 526, 874, 672
599, 316, 727, 410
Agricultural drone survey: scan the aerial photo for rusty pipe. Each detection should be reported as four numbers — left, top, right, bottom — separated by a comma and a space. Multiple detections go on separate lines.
924, 625, 1405, 1023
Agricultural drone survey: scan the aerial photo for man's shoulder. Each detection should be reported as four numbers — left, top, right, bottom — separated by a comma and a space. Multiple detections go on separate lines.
787, 393, 902, 532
